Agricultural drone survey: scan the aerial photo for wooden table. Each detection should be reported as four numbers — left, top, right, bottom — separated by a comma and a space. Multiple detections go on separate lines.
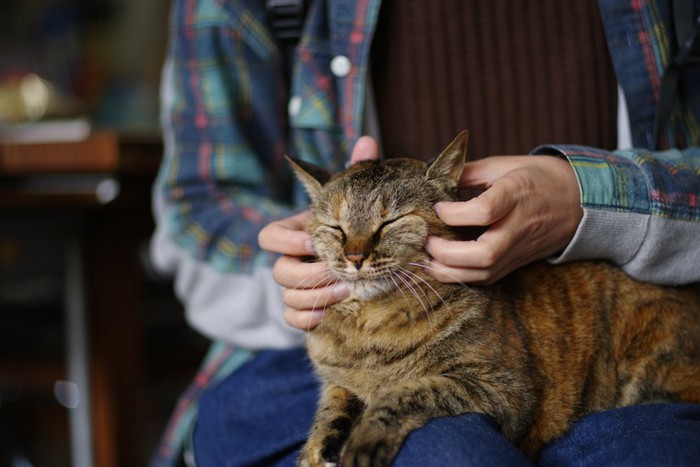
0, 131, 163, 467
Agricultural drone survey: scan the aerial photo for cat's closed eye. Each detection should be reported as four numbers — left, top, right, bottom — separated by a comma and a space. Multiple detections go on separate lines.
373, 218, 400, 242
326, 225, 347, 243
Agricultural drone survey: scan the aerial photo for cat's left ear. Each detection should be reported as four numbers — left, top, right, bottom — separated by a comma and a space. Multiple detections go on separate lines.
425, 130, 469, 186
286, 155, 331, 204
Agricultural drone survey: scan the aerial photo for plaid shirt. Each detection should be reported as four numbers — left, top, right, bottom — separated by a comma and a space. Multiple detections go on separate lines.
152, 0, 700, 464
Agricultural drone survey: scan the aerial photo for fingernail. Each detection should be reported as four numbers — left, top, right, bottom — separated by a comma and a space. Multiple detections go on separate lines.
305, 239, 316, 255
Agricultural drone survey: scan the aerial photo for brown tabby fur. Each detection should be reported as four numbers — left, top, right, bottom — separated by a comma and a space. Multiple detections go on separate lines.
289, 131, 700, 467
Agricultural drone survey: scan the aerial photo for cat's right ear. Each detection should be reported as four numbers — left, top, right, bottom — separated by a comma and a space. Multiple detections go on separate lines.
425, 130, 469, 187
286, 155, 331, 204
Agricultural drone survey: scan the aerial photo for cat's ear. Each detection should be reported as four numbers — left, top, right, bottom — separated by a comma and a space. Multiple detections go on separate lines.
286, 155, 331, 204
425, 130, 469, 186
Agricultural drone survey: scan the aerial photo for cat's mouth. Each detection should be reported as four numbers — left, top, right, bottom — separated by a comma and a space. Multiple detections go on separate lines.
333, 264, 406, 300
343, 277, 395, 301
329, 257, 429, 301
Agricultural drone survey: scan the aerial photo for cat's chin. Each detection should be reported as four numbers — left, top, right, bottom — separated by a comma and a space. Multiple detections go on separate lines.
345, 279, 395, 301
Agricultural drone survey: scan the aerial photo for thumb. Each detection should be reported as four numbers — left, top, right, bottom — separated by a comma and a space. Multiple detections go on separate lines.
349, 136, 380, 165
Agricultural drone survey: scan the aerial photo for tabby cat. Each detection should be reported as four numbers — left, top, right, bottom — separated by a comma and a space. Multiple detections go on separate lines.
289, 131, 700, 467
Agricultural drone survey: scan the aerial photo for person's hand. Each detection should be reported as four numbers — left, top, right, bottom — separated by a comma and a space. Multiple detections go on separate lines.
426, 155, 582, 285
259, 136, 380, 331
259, 211, 347, 330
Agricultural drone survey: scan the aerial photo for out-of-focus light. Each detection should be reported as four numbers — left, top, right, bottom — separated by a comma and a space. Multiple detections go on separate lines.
19, 73, 51, 121
96, 178, 121, 204
54, 380, 80, 409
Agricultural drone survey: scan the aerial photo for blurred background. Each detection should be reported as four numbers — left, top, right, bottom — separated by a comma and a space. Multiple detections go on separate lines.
0, 0, 210, 466
0, 0, 164, 129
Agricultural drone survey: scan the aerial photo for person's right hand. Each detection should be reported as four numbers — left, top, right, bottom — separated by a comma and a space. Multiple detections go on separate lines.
258, 136, 380, 331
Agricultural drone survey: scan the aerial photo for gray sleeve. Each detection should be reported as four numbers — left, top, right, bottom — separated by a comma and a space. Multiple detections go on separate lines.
550, 207, 700, 286
150, 217, 305, 350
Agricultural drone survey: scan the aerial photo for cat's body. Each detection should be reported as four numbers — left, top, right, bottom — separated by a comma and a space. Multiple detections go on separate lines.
290, 131, 700, 467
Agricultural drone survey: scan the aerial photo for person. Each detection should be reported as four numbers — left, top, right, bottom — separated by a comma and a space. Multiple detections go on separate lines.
150, 0, 700, 465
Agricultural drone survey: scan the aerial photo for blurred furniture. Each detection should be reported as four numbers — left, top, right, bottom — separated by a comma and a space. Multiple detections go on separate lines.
0, 131, 165, 467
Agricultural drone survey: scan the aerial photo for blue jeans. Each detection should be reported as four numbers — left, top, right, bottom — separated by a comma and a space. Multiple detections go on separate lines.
193, 349, 700, 466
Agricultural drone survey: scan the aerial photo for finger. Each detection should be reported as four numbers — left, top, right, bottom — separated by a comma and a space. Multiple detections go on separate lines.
424, 260, 504, 286
349, 136, 380, 165
426, 236, 505, 270
435, 178, 517, 227
284, 309, 324, 331
283, 282, 349, 310
258, 211, 315, 255
458, 156, 528, 186
273, 256, 333, 289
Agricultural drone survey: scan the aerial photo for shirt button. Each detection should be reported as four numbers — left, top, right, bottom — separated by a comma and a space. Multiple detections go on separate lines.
330, 55, 352, 77
288, 95, 302, 117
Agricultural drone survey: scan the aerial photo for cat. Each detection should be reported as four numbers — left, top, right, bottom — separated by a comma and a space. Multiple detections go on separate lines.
288, 130, 700, 467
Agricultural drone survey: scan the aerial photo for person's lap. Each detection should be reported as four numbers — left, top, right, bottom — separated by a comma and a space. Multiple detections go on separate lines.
193, 348, 700, 466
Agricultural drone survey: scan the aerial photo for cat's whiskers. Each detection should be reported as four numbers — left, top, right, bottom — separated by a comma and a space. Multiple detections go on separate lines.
389, 273, 417, 316
287, 267, 338, 333
308, 276, 341, 335
408, 261, 472, 290
390, 271, 424, 316
296, 269, 334, 289
393, 269, 434, 326
275, 266, 336, 320
398, 265, 451, 314
276, 259, 333, 309
277, 255, 325, 279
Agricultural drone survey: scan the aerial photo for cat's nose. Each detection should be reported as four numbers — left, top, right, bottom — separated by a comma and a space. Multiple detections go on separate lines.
345, 252, 368, 270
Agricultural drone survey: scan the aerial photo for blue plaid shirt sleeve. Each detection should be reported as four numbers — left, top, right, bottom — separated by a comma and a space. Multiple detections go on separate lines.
533, 145, 700, 222
155, 0, 298, 274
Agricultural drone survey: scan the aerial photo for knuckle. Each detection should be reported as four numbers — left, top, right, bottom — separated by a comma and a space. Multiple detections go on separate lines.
283, 308, 305, 329
475, 199, 498, 223
477, 244, 500, 268
272, 267, 283, 284
432, 239, 459, 266
465, 268, 497, 285
282, 289, 297, 307
430, 246, 449, 265
437, 270, 461, 284
258, 221, 282, 250
478, 272, 499, 285
272, 256, 290, 282
257, 225, 271, 249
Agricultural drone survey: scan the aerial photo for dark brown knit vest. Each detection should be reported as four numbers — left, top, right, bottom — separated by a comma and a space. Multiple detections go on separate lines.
371, 0, 618, 160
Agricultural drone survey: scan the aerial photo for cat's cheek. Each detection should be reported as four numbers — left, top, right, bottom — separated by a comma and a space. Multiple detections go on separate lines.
384, 226, 428, 250
311, 237, 341, 264
382, 236, 427, 261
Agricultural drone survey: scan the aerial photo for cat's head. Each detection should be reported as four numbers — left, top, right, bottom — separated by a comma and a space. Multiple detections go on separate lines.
288, 130, 468, 300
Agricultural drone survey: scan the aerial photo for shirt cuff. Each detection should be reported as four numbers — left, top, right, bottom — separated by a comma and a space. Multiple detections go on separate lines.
549, 207, 649, 265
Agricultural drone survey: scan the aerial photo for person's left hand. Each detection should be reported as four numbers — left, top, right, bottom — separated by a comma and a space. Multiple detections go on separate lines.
425, 155, 582, 284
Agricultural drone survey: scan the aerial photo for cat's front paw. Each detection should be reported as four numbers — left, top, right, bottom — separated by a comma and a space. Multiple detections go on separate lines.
296, 452, 322, 467
297, 444, 337, 467
297, 458, 336, 467
339, 427, 402, 467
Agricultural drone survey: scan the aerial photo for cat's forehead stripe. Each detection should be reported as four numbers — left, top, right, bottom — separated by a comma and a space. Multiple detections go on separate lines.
340, 186, 383, 207
338, 197, 348, 221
